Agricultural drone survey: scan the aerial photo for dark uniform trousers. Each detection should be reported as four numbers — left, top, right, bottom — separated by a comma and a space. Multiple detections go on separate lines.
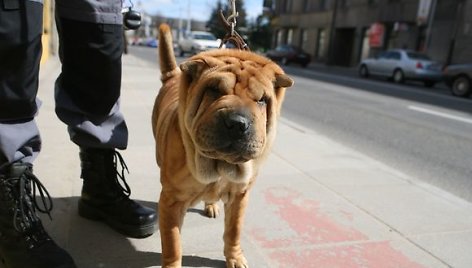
0, 0, 128, 171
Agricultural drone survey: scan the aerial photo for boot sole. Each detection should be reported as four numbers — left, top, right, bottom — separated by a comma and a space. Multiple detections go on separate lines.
78, 200, 156, 239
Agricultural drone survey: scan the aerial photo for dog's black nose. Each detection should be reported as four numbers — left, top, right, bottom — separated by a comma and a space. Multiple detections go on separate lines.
215, 111, 255, 153
224, 113, 250, 133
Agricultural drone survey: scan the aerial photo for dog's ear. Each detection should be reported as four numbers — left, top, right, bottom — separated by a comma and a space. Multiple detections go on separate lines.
272, 74, 294, 106
180, 60, 207, 85
274, 74, 294, 88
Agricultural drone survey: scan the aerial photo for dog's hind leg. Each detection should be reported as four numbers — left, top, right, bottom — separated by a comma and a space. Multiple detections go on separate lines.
204, 202, 220, 218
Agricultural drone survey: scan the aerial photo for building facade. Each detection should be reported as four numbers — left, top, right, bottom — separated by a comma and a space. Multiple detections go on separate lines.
428, 0, 472, 65
268, 0, 472, 66
41, 0, 56, 64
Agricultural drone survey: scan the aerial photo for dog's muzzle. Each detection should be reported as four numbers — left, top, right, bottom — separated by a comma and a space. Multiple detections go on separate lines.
216, 110, 256, 155
220, 112, 251, 141
196, 109, 263, 163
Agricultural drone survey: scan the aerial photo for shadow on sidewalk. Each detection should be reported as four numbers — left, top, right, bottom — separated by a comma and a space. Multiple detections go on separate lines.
44, 198, 226, 268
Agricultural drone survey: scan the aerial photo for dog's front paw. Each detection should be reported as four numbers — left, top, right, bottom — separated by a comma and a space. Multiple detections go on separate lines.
204, 202, 220, 218
226, 256, 248, 268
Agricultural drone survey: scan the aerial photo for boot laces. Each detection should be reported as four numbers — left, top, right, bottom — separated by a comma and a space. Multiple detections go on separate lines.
112, 151, 131, 197
3, 167, 53, 233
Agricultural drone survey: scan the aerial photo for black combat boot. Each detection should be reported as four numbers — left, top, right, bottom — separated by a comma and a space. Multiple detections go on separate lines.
78, 148, 157, 238
0, 163, 76, 268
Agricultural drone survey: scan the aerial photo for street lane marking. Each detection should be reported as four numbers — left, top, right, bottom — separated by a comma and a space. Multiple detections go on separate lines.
408, 105, 472, 125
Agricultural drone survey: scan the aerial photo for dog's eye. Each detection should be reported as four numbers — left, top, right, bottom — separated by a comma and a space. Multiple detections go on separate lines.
206, 86, 221, 99
257, 96, 268, 106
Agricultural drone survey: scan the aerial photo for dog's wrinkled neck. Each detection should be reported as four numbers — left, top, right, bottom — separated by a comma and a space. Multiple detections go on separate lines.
217, 160, 253, 183
190, 152, 254, 185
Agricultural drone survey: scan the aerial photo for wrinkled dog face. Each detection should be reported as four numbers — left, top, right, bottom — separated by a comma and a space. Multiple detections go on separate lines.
179, 51, 293, 183
192, 69, 271, 164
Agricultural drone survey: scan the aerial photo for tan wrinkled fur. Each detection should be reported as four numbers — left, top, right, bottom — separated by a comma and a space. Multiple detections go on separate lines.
152, 23, 293, 268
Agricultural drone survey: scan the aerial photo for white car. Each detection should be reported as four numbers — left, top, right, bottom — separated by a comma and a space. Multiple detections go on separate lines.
359, 49, 443, 87
178, 31, 222, 56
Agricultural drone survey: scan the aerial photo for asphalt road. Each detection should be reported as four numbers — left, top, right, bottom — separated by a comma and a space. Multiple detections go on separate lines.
129, 45, 472, 202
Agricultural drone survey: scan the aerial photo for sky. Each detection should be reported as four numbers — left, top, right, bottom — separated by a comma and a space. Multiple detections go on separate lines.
135, 0, 264, 21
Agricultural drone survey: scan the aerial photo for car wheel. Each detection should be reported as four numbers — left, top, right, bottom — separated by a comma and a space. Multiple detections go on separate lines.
281, 57, 289, 65
179, 46, 185, 57
301, 62, 309, 68
359, 65, 369, 78
393, 69, 404, 83
451, 75, 472, 97
424, 80, 435, 88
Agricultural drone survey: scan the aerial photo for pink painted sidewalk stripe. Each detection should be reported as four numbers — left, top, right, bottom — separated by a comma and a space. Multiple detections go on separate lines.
269, 241, 425, 268
248, 187, 425, 267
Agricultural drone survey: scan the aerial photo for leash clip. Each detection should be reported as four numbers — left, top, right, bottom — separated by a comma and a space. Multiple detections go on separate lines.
218, 0, 249, 51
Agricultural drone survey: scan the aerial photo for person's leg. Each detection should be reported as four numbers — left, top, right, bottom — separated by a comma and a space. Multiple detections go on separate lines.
54, 0, 156, 238
54, 17, 128, 149
0, 0, 76, 267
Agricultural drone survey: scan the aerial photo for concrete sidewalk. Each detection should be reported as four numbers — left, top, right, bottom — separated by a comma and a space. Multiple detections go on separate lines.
18, 54, 472, 268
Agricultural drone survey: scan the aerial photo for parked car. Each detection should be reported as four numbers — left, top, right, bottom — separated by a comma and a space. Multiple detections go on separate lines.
266, 44, 311, 68
145, 38, 158, 48
442, 63, 472, 98
359, 49, 443, 87
178, 31, 221, 56
130, 37, 144, 46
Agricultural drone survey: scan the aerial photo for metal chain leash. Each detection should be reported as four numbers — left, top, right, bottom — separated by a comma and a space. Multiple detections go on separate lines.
218, 0, 249, 51
227, 0, 238, 36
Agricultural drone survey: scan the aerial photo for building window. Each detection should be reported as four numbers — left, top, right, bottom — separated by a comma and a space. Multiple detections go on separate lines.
263, 0, 274, 9
367, 0, 378, 6
316, 28, 326, 58
300, 29, 308, 51
360, 27, 370, 60
320, 0, 328, 10
340, 0, 350, 8
287, 28, 294, 44
284, 0, 292, 13
276, 29, 283, 46
303, 0, 311, 11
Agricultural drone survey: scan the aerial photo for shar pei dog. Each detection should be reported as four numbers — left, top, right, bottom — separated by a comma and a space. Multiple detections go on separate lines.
152, 23, 294, 268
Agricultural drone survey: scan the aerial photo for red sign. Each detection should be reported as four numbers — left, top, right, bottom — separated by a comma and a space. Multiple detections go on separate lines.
369, 23, 385, 48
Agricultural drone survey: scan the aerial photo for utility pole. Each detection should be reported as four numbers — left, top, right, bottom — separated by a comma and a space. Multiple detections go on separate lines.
186, 0, 191, 33
326, 0, 339, 65
178, 7, 183, 41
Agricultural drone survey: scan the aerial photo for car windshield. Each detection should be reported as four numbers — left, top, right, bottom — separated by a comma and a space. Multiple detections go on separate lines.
407, 52, 431, 60
193, 33, 217, 41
